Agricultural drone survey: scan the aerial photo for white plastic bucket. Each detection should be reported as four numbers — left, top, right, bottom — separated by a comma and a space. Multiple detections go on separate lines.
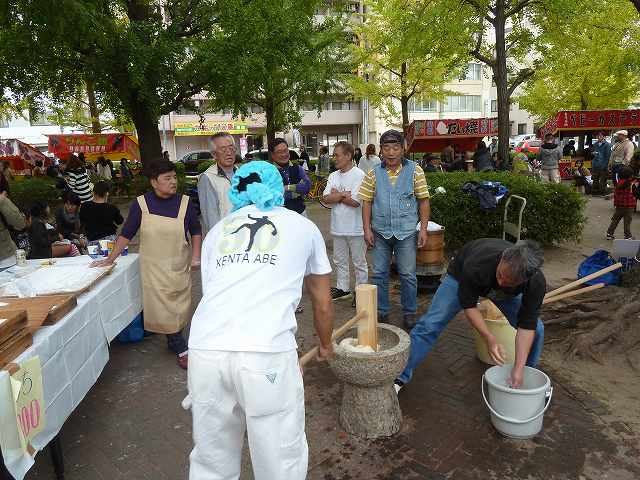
482, 364, 553, 439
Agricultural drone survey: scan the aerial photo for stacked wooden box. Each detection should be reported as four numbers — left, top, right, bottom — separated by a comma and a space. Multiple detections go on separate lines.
0, 310, 31, 369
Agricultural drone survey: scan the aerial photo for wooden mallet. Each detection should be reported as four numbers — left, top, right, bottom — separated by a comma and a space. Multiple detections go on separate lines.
299, 284, 378, 367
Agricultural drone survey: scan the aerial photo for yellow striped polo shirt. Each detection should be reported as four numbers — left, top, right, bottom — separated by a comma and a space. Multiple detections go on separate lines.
358, 161, 430, 202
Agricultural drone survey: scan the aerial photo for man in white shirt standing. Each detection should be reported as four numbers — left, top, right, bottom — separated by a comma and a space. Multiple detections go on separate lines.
322, 141, 367, 304
198, 132, 237, 235
187, 161, 334, 480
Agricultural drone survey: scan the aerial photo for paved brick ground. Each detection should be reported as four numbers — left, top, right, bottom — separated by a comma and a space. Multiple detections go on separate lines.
24, 202, 640, 480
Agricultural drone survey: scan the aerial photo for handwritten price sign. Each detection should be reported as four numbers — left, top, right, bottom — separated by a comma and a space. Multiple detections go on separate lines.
9, 356, 45, 453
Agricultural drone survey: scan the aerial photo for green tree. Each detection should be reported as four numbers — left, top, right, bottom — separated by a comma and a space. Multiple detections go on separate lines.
518, 0, 640, 131
1, 1, 224, 169
348, 0, 473, 133
211, 0, 353, 148
47, 80, 135, 134
461, 0, 541, 163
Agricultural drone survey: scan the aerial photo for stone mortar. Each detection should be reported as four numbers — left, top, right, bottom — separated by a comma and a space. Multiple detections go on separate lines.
328, 323, 410, 439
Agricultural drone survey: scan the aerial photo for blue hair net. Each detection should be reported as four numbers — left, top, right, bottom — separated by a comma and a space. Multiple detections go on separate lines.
229, 161, 284, 212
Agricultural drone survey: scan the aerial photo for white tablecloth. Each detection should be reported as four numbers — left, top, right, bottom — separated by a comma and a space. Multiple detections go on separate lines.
0, 254, 142, 480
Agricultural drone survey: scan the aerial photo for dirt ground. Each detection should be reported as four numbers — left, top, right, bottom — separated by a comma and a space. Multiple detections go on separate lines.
538, 196, 640, 434
23, 193, 640, 480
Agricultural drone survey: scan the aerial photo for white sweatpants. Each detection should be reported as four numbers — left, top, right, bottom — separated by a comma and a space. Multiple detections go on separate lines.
333, 235, 368, 292
188, 349, 308, 480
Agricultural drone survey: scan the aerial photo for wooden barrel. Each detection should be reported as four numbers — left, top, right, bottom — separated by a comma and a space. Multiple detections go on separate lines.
416, 228, 445, 265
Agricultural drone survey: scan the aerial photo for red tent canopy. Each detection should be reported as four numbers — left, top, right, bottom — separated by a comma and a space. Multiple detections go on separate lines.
0, 139, 49, 172
538, 109, 640, 138
406, 117, 498, 153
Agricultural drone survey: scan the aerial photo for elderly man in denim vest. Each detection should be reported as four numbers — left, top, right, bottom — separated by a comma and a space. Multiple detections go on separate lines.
359, 130, 431, 329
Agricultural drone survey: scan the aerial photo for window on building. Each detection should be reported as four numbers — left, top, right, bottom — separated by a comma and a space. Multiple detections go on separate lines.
320, 99, 360, 111
442, 95, 481, 113
517, 123, 527, 135
461, 63, 482, 81
326, 133, 353, 150
409, 97, 437, 112
491, 100, 497, 112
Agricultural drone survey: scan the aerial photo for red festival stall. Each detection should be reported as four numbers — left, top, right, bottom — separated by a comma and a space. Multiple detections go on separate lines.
539, 109, 640, 179
406, 117, 498, 153
47, 133, 140, 162
0, 139, 49, 174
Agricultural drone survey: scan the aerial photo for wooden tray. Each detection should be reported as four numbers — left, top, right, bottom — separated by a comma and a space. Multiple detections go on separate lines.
0, 295, 77, 332
0, 310, 28, 339
0, 329, 32, 369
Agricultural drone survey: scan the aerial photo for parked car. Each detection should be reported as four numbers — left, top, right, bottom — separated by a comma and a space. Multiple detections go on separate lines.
509, 134, 536, 149
178, 150, 214, 174
515, 139, 541, 154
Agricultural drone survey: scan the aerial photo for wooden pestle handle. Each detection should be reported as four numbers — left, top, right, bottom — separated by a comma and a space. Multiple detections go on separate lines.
299, 311, 367, 367
542, 283, 605, 305
545, 263, 622, 299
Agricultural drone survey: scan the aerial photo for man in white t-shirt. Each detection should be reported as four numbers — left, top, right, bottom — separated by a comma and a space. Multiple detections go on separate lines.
187, 161, 334, 480
322, 141, 367, 304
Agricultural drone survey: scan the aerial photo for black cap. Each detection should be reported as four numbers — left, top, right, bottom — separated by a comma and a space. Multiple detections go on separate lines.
380, 129, 404, 145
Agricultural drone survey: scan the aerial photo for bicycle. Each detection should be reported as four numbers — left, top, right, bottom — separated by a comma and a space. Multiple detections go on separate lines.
308, 172, 331, 209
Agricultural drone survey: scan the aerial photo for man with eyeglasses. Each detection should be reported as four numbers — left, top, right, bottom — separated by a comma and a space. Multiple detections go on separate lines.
358, 129, 431, 330
394, 239, 546, 392
198, 132, 237, 235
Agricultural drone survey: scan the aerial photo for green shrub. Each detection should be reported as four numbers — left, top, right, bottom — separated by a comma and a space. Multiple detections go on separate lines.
8, 177, 61, 211
197, 160, 215, 174
126, 173, 189, 197
425, 171, 587, 249
174, 161, 186, 175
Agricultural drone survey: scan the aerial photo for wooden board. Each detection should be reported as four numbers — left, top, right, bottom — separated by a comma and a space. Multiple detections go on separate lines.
0, 310, 28, 339
0, 264, 114, 298
0, 295, 77, 332
0, 329, 32, 369
71, 265, 114, 295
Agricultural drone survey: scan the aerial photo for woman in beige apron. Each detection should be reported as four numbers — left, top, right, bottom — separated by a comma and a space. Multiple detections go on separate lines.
92, 161, 202, 369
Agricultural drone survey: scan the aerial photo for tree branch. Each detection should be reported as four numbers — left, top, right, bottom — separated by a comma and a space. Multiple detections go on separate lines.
377, 62, 402, 78
462, 0, 495, 23
163, 83, 208, 114
470, 31, 495, 68
506, 0, 534, 17
507, 68, 535, 97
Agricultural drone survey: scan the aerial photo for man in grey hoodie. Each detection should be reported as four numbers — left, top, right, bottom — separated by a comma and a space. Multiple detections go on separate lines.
537, 134, 563, 183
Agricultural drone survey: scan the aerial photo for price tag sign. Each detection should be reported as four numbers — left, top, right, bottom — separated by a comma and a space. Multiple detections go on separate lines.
9, 356, 46, 453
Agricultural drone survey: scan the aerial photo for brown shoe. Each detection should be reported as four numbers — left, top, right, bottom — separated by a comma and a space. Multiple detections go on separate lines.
177, 353, 188, 370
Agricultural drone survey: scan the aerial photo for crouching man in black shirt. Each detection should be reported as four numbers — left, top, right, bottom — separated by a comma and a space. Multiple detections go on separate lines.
396, 238, 545, 390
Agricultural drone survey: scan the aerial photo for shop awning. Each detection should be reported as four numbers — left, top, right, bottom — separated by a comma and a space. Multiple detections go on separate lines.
539, 109, 640, 138
47, 133, 140, 161
174, 120, 249, 136
406, 117, 498, 153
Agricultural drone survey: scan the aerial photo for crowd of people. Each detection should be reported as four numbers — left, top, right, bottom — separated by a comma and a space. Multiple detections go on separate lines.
0, 151, 128, 264
0, 126, 636, 479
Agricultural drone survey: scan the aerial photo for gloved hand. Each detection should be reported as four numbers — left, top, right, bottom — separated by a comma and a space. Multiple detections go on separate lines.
285, 184, 297, 193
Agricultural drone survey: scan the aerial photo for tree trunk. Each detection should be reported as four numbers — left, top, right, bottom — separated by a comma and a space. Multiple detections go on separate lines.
131, 102, 162, 173
265, 98, 277, 161
400, 62, 410, 135
85, 78, 102, 133
493, 0, 511, 166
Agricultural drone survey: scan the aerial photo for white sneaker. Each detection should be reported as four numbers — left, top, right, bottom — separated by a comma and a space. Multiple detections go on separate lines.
394, 382, 403, 394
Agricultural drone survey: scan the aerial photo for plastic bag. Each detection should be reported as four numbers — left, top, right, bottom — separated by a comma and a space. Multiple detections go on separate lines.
577, 250, 619, 286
